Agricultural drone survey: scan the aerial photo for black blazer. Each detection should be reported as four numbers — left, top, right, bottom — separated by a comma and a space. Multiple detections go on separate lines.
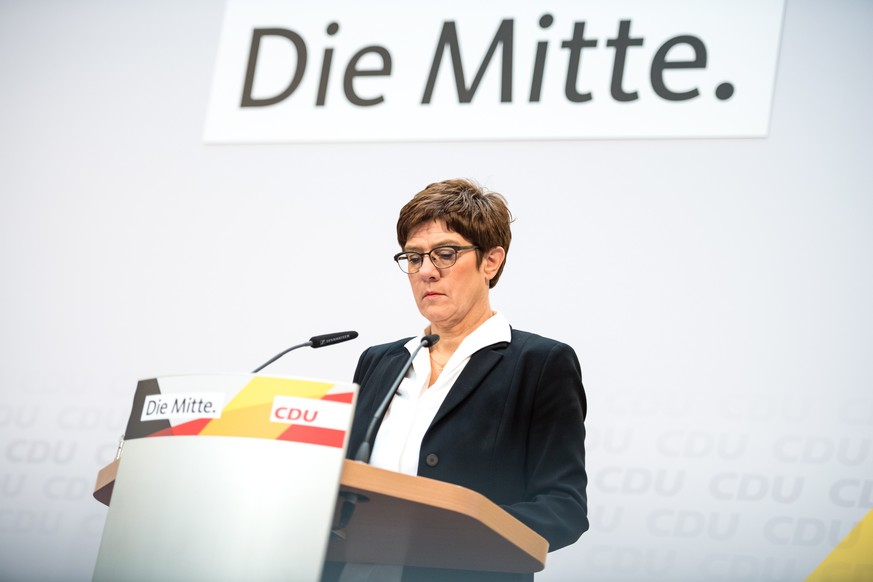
337, 329, 588, 581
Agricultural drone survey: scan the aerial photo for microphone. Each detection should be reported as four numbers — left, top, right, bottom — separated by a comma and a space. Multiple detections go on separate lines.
251, 331, 359, 373
354, 334, 439, 463
310, 331, 359, 348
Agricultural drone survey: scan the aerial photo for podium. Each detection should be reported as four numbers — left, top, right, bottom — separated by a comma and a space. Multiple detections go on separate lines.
93, 375, 548, 580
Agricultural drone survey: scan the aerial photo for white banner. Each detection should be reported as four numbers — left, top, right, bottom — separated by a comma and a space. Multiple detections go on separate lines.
204, 0, 785, 143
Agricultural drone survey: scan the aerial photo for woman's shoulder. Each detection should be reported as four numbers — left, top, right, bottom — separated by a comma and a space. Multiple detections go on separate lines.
506, 328, 582, 364
359, 337, 414, 360
509, 328, 573, 351
353, 337, 414, 385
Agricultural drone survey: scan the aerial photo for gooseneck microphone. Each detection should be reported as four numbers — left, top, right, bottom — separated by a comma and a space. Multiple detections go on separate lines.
251, 331, 359, 373
354, 334, 440, 463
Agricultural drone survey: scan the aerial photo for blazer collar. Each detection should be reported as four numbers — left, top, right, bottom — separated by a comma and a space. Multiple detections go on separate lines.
431, 340, 509, 427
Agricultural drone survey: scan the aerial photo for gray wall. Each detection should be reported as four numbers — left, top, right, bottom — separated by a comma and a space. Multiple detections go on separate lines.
1, 1, 871, 580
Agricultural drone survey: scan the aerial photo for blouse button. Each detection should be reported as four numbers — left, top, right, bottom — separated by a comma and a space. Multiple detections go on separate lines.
425, 453, 439, 467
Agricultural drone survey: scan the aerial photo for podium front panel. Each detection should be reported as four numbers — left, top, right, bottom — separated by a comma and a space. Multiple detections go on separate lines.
93, 375, 357, 582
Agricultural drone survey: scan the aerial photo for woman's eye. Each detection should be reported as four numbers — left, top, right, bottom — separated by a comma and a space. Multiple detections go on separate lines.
434, 249, 456, 261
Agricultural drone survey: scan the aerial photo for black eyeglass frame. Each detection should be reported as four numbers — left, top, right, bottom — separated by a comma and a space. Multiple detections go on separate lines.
393, 245, 480, 274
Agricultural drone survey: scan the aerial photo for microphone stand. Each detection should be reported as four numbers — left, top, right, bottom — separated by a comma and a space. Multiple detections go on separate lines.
251, 341, 311, 373
251, 331, 358, 373
334, 334, 439, 538
354, 334, 440, 463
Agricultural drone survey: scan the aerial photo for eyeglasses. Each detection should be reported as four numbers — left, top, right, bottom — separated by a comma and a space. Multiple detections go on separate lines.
393, 245, 479, 274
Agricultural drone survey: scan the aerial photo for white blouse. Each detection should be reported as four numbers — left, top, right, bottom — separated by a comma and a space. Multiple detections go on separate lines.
368, 311, 512, 476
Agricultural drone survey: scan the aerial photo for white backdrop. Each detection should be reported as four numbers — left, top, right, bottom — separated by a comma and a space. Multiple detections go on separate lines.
1, 1, 871, 581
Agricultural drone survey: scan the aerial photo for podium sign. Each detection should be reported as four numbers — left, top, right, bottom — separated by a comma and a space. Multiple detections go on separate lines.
93, 375, 357, 582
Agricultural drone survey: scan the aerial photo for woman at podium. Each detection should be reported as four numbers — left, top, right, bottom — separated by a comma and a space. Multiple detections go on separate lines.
335, 178, 588, 582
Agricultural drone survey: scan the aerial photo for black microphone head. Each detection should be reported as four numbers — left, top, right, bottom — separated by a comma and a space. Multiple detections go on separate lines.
309, 331, 359, 348
422, 334, 440, 347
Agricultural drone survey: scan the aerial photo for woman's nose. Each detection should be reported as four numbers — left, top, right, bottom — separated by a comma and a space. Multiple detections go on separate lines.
417, 254, 441, 278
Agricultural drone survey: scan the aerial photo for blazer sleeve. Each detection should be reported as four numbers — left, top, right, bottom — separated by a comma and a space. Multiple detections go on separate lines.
500, 340, 589, 551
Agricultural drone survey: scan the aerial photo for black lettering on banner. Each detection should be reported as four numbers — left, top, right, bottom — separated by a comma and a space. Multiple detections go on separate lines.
561, 21, 597, 103
344, 46, 392, 106
422, 20, 514, 104
651, 35, 707, 100
607, 20, 644, 102
234, 15, 738, 111
528, 14, 553, 102
171, 398, 186, 415
241, 28, 308, 107
316, 22, 340, 106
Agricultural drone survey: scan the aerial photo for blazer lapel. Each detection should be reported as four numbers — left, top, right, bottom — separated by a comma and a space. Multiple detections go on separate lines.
430, 342, 507, 427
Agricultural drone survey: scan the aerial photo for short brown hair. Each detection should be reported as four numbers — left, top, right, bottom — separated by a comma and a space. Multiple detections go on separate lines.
397, 178, 512, 288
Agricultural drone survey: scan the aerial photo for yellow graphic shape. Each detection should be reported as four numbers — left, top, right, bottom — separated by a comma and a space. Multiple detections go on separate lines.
199, 376, 334, 439
805, 508, 873, 582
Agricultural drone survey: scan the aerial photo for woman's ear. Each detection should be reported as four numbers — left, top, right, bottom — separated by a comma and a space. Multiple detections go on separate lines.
482, 246, 506, 281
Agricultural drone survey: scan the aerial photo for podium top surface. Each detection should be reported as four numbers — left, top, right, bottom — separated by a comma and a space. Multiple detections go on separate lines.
330, 460, 547, 572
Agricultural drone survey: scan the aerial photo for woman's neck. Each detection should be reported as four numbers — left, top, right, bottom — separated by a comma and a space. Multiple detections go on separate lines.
428, 305, 494, 357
